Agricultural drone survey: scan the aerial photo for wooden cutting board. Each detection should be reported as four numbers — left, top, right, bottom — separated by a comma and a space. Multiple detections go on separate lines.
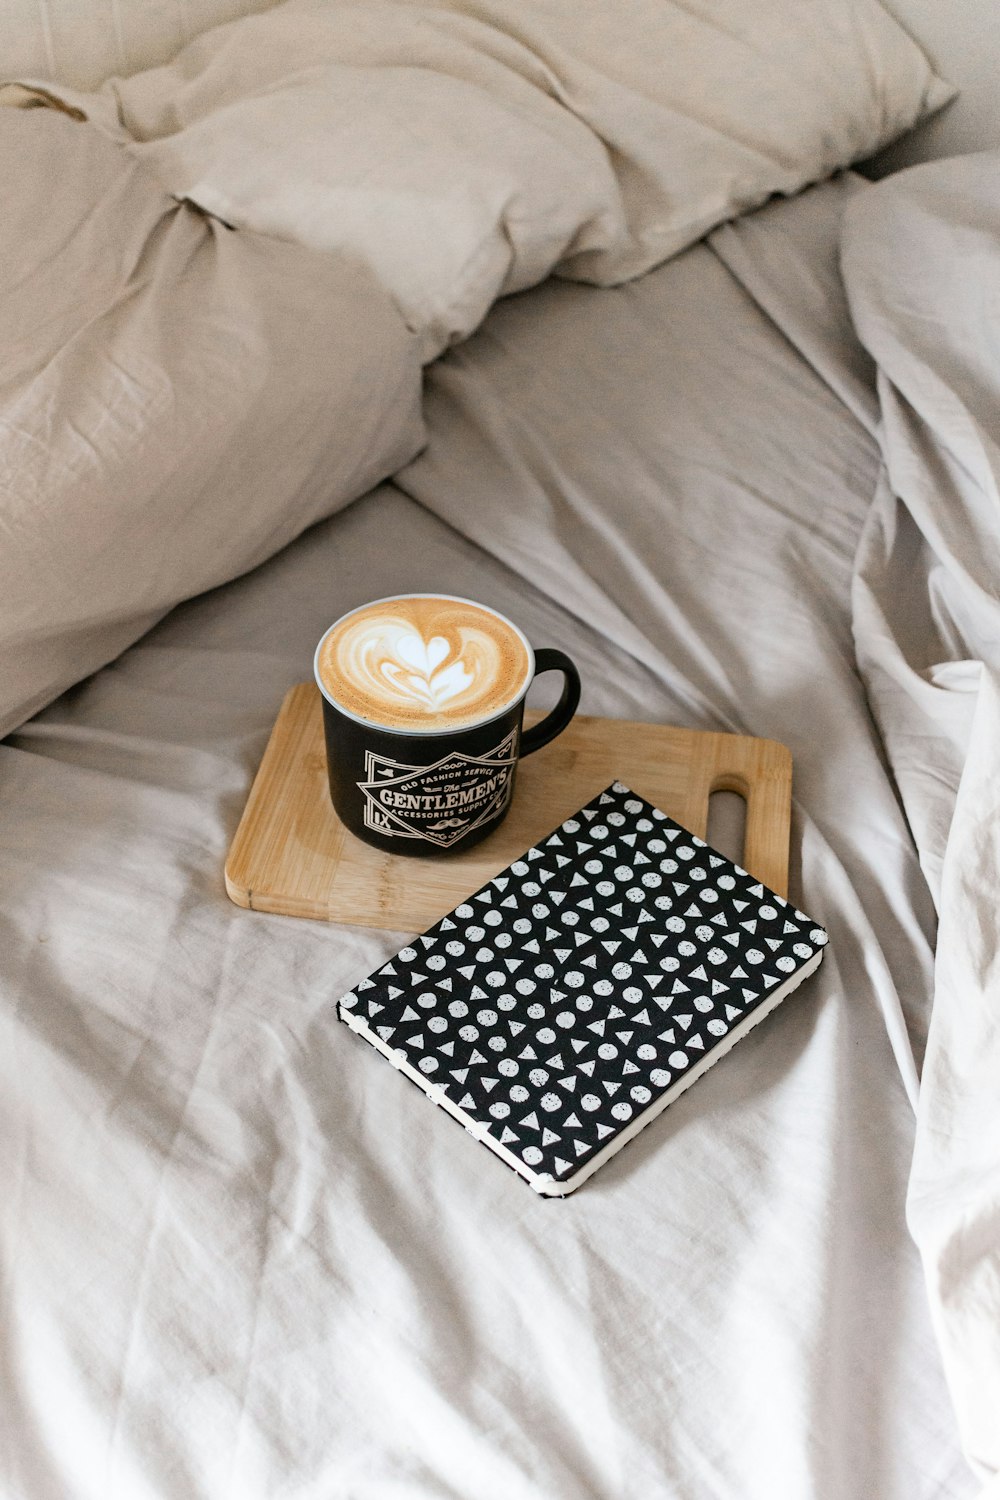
225, 683, 792, 931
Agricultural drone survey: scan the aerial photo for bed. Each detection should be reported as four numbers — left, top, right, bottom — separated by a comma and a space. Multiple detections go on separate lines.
1, 4, 998, 1498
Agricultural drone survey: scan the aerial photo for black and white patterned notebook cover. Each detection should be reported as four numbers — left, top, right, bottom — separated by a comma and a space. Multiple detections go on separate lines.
338, 782, 827, 1196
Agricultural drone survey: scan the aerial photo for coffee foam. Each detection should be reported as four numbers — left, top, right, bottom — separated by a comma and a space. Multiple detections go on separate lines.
316, 596, 532, 731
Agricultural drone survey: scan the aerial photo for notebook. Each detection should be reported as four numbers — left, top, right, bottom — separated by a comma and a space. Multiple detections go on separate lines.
337, 781, 827, 1196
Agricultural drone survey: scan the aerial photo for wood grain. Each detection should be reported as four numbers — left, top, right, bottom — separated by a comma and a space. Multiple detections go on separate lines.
225, 683, 792, 931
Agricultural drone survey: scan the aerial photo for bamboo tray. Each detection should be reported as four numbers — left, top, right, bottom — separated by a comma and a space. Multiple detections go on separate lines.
225, 683, 792, 931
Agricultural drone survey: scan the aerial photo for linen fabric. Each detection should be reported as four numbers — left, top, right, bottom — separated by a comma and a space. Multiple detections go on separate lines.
841, 152, 1000, 1489
398, 162, 1000, 1495
1, 0, 280, 90
0, 107, 424, 740
11, 0, 951, 358
0, 173, 979, 1499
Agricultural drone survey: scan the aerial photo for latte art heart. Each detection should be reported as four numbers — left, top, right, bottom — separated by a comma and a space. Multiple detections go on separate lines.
379, 634, 474, 710
317, 596, 532, 731
395, 632, 450, 676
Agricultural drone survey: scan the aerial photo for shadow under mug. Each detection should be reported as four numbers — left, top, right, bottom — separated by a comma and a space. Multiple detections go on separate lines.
314, 631, 581, 858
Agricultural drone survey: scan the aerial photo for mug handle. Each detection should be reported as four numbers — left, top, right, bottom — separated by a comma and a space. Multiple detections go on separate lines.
520, 648, 582, 756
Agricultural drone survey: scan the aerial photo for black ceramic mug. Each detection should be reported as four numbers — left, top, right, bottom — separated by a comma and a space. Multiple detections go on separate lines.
313, 594, 580, 856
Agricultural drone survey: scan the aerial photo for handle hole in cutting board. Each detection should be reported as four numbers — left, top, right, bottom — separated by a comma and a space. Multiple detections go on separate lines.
706, 788, 747, 868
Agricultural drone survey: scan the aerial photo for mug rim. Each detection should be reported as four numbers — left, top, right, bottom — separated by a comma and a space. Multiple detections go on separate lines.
313, 592, 536, 737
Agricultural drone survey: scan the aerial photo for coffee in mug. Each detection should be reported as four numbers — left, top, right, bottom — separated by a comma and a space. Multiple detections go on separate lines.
314, 594, 580, 855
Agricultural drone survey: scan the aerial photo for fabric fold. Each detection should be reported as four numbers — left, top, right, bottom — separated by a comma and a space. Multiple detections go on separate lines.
841, 149, 1000, 1492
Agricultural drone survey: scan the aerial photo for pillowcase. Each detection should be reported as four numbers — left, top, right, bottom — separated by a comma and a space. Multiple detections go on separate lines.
9, 0, 953, 360
1, 0, 280, 91
0, 107, 424, 740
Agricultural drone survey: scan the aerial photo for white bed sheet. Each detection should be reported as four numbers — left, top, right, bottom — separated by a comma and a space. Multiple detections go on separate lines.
0, 176, 976, 1498
841, 154, 1000, 1489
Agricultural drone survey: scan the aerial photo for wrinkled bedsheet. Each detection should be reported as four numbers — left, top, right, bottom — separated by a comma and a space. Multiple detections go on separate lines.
842, 154, 1000, 1493
0, 170, 987, 1498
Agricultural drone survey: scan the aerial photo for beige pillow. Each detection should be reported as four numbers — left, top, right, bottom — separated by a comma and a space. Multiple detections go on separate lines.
0, 108, 423, 739
1, 0, 281, 91
12, 0, 953, 359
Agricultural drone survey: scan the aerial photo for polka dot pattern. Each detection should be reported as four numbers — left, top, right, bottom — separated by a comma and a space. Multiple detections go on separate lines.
339, 782, 827, 1191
